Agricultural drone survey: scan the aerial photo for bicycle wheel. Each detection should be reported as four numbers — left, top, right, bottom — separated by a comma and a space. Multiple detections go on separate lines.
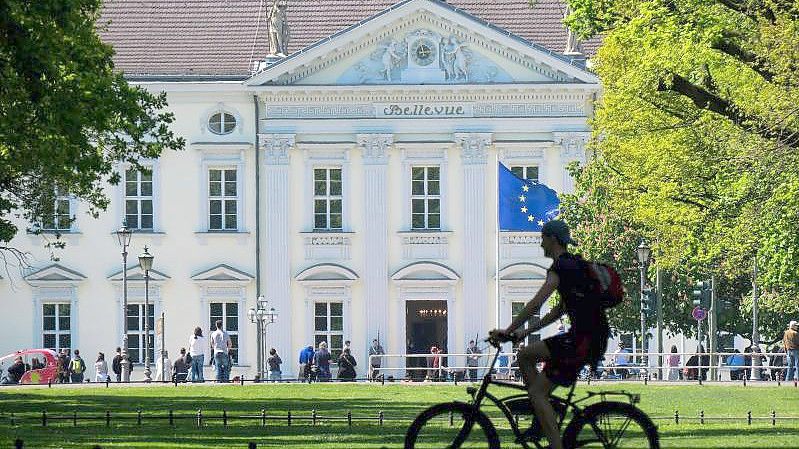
405, 401, 500, 449
562, 401, 659, 449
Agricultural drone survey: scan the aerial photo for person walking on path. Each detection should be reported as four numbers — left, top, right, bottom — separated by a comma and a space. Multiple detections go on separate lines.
172, 348, 190, 383
783, 320, 799, 381
188, 327, 207, 382
314, 341, 332, 381
57, 349, 70, 383
267, 348, 282, 382
368, 339, 384, 381
210, 320, 233, 382
667, 345, 681, 381
94, 352, 109, 383
298, 344, 314, 381
70, 350, 86, 383
337, 348, 357, 381
111, 347, 123, 382
466, 339, 481, 382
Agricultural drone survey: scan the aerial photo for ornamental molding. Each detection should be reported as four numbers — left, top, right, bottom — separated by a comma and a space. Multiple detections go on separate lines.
356, 134, 393, 165
259, 133, 296, 165
303, 233, 352, 261
552, 132, 590, 160
454, 133, 492, 165
399, 231, 450, 260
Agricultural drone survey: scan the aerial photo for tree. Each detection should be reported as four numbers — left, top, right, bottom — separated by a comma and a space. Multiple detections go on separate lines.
558, 0, 799, 341
0, 0, 184, 263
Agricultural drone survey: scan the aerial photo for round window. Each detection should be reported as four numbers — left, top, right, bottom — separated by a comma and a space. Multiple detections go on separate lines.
209, 112, 236, 135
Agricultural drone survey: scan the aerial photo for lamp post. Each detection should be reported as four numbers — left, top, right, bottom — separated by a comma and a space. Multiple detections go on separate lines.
248, 296, 277, 380
115, 221, 133, 382
636, 239, 652, 372
138, 246, 154, 382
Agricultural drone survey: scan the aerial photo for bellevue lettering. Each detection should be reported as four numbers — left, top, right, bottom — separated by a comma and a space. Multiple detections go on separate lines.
383, 104, 466, 116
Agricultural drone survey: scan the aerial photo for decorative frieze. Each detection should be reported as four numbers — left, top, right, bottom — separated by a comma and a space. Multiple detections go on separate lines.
400, 232, 449, 260
501, 232, 545, 260
473, 102, 585, 117
204, 287, 243, 297
303, 233, 352, 260
356, 134, 393, 164
259, 133, 296, 165
454, 133, 492, 165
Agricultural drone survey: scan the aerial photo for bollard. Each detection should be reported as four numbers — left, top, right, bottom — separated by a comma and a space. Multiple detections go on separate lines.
771, 410, 776, 426
174, 375, 178, 387
73, 411, 77, 426
674, 410, 679, 425
449, 410, 454, 426
42, 411, 47, 427
241, 375, 245, 386
248, 443, 257, 449
106, 378, 109, 388
381, 375, 385, 386
197, 409, 203, 427
48, 380, 52, 388
743, 377, 747, 387
106, 410, 111, 427
699, 410, 704, 425
261, 409, 266, 427
312, 409, 317, 426
795, 380, 798, 388
169, 409, 174, 426
287, 410, 292, 426
379, 411, 384, 426
137, 409, 142, 426
747, 410, 752, 425
223, 410, 227, 427
347, 411, 352, 427
14, 438, 23, 449
644, 376, 648, 385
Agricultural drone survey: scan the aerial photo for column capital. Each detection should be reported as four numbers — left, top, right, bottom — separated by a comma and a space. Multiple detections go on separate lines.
454, 133, 492, 165
259, 133, 296, 165
356, 133, 393, 165
552, 131, 590, 160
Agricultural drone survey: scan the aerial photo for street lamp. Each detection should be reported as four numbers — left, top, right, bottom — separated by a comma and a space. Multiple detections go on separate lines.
138, 246, 154, 382
248, 296, 278, 380
636, 239, 652, 373
115, 221, 133, 382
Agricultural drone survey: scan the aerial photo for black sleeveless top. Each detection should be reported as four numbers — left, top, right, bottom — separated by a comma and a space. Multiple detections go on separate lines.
549, 253, 610, 337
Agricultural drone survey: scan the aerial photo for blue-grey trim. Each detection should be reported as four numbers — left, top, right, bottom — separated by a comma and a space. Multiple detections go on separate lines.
191, 263, 255, 280
295, 263, 360, 280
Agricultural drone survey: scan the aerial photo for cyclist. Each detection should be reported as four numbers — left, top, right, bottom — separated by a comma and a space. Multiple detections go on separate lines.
490, 219, 610, 449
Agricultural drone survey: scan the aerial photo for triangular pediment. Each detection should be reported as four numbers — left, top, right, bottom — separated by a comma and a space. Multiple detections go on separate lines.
108, 265, 170, 282
246, 0, 597, 87
25, 264, 86, 285
191, 264, 254, 282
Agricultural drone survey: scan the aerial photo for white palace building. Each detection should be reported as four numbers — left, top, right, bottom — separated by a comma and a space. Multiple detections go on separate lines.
0, 0, 605, 378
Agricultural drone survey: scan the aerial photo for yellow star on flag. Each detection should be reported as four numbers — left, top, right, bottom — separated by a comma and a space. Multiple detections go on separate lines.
519, 195, 526, 202
522, 185, 529, 192
528, 215, 534, 222
538, 220, 545, 227
520, 206, 528, 213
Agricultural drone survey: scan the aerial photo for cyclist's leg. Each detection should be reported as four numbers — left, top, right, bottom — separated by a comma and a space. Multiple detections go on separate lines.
517, 341, 563, 449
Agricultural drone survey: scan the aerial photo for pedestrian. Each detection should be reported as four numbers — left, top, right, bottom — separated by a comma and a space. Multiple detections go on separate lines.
267, 348, 282, 382
94, 352, 109, 383
667, 345, 680, 381
783, 320, 799, 381
337, 348, 357, 381
611, 343, 632, 379
210, 320, 232, 382
70, 349, 86, 383
172, 348, 190, 383
727, 349, 746, 380
368, 338, 385, 381
1, 356, 25, 384
298, 344, 314, 381
314, 341, 332, 381
112, 347, 123, 382
466, 339, 481, 382
155, 350, 172, 382
428, 346, 441, 381
188, 326, 207, 382
767, 344, 785, 381
57, 349, 70, 383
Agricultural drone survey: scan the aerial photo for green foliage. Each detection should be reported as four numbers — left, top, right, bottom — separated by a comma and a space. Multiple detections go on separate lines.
560, 0, 799, 341
0, 0, 184, 251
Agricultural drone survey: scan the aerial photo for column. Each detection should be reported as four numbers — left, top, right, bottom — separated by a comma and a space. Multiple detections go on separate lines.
454, 133, 491, 347
552, 132, 590, 193
357, 134, 392, 350
259, 133, 295, 364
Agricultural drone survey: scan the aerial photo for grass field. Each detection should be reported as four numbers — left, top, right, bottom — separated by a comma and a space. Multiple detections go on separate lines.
1, 382, 797, 448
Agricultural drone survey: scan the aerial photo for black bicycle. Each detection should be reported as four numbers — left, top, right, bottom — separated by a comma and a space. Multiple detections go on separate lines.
405, 337, 659, 449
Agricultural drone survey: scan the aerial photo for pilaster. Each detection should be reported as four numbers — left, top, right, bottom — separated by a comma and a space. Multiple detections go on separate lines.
552, 132, 590, 193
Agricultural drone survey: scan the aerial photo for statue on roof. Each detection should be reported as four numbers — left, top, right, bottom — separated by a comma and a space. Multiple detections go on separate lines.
268, 0, 289, 56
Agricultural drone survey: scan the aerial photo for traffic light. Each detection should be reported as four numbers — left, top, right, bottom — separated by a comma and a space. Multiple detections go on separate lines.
691, 281, 711, 309
641, 287, 656, 312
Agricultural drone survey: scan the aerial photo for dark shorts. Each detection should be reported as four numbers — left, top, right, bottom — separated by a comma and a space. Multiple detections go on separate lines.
542, 332, 594, 387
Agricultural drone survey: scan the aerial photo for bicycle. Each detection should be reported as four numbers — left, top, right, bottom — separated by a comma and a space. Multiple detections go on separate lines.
404, 336, 660, 448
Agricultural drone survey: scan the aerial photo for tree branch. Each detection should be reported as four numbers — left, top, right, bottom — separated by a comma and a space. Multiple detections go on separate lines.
711, 38, 774, 81
658, 73, 799, 149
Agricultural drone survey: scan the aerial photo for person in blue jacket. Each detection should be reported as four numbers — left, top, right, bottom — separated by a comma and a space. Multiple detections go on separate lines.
298, 345, 314, 381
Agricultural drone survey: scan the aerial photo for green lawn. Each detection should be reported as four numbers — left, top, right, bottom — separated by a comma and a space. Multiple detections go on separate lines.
1, 382, 797, 448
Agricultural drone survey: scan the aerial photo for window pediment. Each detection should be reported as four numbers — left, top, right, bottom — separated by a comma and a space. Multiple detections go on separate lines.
296, 263, 359, 284
107, 265, 170, 282
191, 264, 254, 284
25, 264, 86, 286
391, 261, 459, 284
497, 263, 547, 282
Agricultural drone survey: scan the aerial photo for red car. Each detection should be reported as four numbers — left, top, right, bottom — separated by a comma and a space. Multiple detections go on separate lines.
0, 349, 59, 385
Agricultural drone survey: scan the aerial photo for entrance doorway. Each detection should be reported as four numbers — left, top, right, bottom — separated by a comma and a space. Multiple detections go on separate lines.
406, 300, 448, 380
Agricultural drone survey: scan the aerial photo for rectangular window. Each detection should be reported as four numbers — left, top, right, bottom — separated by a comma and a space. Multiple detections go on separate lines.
41, 188, 72, 231
209, 302, 239, 364
511, 301, 541, 347
314, 301, 344, 361
313, 168, 343, 230
411, 166, 441, 230
510, 165, 539, 183
208, 168, 238, 231
126, 304, 154, 364
42, 303, 71, 352
125, 168, 154, 230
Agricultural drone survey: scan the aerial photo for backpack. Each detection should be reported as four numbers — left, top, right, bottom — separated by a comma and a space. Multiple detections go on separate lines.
582, 259, 625, 308
71, 358, 85, 374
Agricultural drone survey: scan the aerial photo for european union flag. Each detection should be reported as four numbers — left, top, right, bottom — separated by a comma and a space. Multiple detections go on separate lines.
498, 162, 559, 231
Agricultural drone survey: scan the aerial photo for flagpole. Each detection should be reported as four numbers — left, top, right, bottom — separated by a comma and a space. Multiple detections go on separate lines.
495, 153, 501, 329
